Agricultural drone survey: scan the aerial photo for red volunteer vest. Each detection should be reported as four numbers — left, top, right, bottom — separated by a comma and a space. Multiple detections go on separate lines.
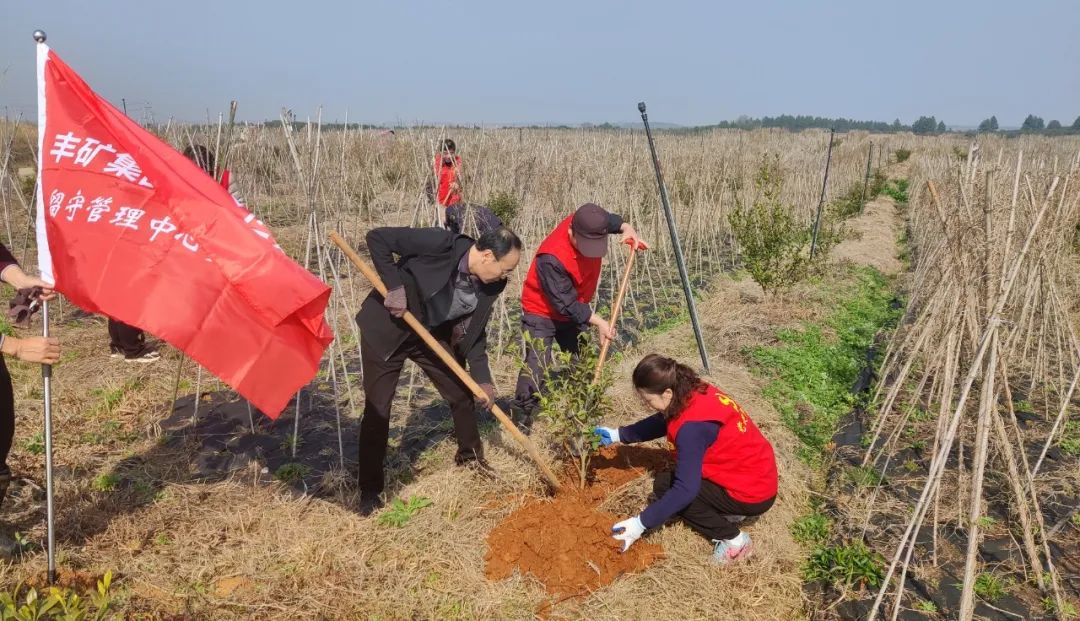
521, 215, 603, 321
435, 155, 461, 206
666, 384, 778, 503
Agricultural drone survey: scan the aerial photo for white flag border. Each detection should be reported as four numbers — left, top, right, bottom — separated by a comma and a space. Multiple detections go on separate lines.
35, 41, 54, 285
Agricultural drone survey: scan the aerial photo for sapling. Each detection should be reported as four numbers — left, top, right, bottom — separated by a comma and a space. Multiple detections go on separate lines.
533, 334, 613, 489
728, 154, 842, 294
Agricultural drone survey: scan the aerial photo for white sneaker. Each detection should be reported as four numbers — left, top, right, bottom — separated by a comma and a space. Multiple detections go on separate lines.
124, 350, 161, 364
711, 531, 753, 565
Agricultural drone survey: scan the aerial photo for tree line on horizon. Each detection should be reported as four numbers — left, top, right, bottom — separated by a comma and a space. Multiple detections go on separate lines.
246, 114, 1080, 136
695, 114, 1080, 135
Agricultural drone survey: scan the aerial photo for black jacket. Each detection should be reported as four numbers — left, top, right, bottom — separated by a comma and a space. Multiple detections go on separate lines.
356, 227, 506, 384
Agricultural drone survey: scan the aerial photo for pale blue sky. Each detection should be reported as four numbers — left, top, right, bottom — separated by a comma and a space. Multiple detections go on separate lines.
2, 0, 1077, 127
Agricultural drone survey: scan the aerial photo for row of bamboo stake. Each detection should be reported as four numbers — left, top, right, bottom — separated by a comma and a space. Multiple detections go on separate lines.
861, 144, 1080, 620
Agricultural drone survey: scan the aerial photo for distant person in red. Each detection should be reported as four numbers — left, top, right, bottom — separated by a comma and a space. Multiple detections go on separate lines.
599, 354, 778, 564
511, 203, 647, 420
434, 139, 462, 207
183, 144, 244, 206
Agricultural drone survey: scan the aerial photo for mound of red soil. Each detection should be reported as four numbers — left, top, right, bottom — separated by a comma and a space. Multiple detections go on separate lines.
484, 444, 670, 597
484, 494, 663, 596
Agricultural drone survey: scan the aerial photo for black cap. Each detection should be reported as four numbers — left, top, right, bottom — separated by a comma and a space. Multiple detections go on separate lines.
571, 203, 610, 258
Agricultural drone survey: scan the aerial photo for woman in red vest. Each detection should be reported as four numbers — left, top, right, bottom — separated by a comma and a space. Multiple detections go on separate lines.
599, 354, 778, 564
434, 139, 462, 207
511, 203, 646, 421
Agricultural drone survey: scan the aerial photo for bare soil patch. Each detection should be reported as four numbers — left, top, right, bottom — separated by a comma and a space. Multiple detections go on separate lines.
484, 445, 669, 598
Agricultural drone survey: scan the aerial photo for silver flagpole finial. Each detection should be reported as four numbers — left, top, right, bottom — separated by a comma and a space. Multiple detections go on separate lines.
33, 30, 47, 43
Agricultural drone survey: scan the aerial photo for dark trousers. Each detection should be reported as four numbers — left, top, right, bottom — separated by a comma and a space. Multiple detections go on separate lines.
108, 319, 145, 357
654, 471, 776, 541
0, 356, 12, 474
512, 315, 582, 411
358, 332, 481, 495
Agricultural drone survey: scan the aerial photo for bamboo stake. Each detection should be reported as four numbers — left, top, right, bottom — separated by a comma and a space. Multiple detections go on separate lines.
991, 369, 1045, 591
958, 332, 998, 621
1032, 362, 1080, 476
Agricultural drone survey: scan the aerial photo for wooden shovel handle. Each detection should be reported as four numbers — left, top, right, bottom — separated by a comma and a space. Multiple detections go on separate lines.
593, 243, 639, 385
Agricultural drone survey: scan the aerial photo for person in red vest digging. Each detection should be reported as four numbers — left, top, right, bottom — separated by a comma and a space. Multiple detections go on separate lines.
511, 203, 647, 422
599, 354, 778, 564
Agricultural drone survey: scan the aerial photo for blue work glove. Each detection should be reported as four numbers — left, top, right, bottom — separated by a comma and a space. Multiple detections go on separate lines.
594, 426, 621, 446
612, 515, 646, 552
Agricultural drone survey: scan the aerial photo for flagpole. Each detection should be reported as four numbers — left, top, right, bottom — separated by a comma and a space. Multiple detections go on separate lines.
33, 27, 58, 587
41, 298, 56, 584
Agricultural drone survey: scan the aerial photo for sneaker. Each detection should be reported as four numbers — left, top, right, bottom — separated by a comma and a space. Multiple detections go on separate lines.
124, 350, 161, 364
711, 531, 753, 565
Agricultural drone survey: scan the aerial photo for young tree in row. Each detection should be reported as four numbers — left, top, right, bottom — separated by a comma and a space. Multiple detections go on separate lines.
1047, 119, 1062, 130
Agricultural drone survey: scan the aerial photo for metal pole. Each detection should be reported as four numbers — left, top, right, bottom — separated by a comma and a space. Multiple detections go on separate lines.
810, 128, 835, 258
42, 299, 56, 584
860, 141, 873, 214
32, 29, 57, 585
637, 102, 710, 372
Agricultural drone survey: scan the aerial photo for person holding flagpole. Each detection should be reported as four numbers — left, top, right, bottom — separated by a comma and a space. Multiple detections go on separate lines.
0, 242, 60, 556
32, 32, 333, 578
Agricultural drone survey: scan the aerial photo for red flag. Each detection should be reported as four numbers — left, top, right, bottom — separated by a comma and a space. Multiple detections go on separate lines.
34, 43, 334, 418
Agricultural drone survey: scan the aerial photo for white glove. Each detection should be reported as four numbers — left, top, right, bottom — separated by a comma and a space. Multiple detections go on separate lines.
594, 426, 621, 446
611, 515, 646, 552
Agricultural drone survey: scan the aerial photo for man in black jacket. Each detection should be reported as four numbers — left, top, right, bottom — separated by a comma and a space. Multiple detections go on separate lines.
357, 225, 522, 514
